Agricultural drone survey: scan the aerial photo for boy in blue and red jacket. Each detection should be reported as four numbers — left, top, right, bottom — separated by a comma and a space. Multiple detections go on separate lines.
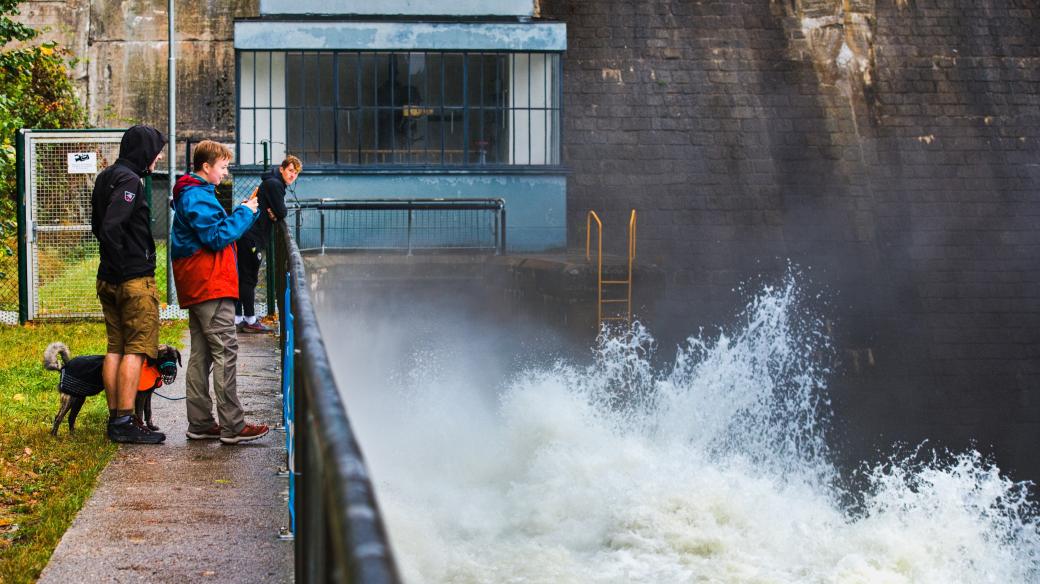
170, 140, 269, 444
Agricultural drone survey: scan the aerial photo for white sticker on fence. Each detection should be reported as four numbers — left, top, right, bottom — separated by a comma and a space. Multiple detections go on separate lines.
67, 152, 97, 174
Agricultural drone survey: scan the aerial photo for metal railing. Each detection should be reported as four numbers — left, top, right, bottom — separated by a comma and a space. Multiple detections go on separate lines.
288, 198, 507, 255
273, 221, 402, 584
586, 209, 637, 330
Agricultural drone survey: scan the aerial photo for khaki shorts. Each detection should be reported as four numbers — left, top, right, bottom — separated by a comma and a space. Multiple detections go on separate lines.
96, 276, 160, 359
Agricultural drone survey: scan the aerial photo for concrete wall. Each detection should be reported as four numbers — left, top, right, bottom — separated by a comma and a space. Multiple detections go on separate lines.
16, 0, 257, 144
539, 0, 1040, 481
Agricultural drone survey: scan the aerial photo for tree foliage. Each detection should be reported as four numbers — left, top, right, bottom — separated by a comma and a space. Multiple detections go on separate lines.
0, 0, 87, 270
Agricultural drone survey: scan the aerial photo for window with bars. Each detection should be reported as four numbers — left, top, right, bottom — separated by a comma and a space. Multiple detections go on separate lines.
238, 51, 561, 168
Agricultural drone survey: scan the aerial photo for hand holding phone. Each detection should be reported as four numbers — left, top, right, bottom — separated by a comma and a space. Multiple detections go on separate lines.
242, 188, 260, 213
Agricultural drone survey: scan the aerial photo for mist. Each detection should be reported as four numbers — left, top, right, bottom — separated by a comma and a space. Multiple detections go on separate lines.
314, 272, 1040, 583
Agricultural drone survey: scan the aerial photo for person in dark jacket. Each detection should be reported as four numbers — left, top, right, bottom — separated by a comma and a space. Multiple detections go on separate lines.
90, 124, 167, 444
235, 155, 300, 333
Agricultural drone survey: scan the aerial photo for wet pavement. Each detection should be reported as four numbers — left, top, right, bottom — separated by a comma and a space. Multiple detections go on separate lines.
38, 330, 293, 583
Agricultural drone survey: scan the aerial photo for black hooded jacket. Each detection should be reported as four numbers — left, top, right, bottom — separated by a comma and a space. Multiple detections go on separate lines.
242, 169, 289, 248
91, 126, 166, 283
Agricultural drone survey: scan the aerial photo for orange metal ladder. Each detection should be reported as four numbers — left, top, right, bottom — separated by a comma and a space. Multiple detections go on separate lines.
586, 209, 637, 330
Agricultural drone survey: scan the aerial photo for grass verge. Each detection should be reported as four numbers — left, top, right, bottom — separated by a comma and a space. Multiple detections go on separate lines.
0, 319, 187, 582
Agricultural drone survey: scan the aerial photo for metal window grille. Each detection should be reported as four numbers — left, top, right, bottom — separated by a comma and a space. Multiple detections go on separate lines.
237, 50, 562, 168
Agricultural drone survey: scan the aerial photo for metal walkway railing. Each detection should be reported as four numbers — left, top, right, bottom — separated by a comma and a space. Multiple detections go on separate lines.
586, 209, 638, 330
288, 199, 507, 255
273, 221, 402, 584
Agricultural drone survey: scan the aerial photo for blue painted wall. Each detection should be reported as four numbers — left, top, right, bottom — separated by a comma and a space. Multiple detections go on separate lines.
259, 0, 535, 17
234, 21, 566, 51
280, 173, 566, 252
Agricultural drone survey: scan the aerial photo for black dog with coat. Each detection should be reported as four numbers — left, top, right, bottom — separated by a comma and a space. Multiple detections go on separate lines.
43, 342, 181, 436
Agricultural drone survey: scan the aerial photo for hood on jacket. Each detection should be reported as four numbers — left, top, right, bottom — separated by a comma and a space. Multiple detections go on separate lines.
263, 168, 288, 184
172, 173, 208, 203
116, 125, 167, 177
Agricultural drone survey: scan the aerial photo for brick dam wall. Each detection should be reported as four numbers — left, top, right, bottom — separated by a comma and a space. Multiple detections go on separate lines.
539, 0, 1040, 481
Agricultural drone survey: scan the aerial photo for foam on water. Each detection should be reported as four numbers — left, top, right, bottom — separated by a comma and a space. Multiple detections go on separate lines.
327, 274, 1040, 584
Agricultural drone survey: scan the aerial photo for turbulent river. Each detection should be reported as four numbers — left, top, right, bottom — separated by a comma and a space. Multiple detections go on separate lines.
322, 276, 1040, 583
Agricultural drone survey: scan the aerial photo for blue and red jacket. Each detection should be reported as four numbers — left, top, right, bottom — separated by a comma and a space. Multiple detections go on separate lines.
170, 174, 257, 307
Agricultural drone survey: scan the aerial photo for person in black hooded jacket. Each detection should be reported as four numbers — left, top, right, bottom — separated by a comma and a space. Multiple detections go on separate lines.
235, 155, 300, 333
90, 125, 168, 444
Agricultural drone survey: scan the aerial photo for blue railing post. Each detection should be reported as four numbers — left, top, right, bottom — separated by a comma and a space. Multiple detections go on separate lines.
282, 272, 296, 538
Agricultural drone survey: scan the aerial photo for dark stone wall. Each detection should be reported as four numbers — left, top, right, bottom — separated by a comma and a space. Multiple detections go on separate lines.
539, 0, 1040, 481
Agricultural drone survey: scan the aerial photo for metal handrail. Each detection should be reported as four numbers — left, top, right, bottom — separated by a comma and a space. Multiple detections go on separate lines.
274, 221, 402, 584
586, 210, 603, 326
586, 209, 638, 330
288, 198, 507, 255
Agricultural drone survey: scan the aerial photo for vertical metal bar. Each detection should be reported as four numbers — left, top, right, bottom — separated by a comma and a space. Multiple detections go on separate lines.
423, 51, 430, 163
493, 205, 499, 255
295, 208, 302, 242
373, 53, 380, 163
168, 0, 177, 306
478, 52, 485, 164
253, 51, 258, 165
293, 346, 309, 582
527, 53, 532, 165
628, 210, 636, 324
440, 54, 446, 164
462, 51, 469, 164
298, 53, 305, 161
405, 52, 411, 163
544, 53, 553, 165
356, 51, 363, 164
235, 51, 241, 166
500, 204, 507, 254
510, 53, 515, 164
16, 130, 27, 323
333, 52, 339, 165
557, 54, 563, 165
406, 204, 413, 255
320, 207, 326, 255
266, 236, 277, 319
263, 141, 270, 170
268, 51, 274, 165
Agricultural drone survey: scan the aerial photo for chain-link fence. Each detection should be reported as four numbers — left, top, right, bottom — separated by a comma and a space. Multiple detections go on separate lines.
16, 130, 123, 321
16, 131, 172, 322
10, 132, 275, 324
228, 166, 270, 316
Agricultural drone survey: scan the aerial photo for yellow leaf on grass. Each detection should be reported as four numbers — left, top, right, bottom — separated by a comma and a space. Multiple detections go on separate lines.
12, 394, 24, 401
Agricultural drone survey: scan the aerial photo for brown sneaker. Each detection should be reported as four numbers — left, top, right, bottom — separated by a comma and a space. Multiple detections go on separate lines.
186, 424, 222, 440
220, 423, 270, 444
241, 321, 273, 334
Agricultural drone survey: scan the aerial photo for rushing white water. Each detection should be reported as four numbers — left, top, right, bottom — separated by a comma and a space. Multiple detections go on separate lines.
322, 276, 1040, 584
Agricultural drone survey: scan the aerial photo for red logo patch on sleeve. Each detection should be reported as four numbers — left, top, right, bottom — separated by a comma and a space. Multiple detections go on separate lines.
123, 191, 136, 203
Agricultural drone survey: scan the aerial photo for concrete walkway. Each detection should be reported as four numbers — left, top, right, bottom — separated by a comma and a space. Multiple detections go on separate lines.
38, 331, 293, 583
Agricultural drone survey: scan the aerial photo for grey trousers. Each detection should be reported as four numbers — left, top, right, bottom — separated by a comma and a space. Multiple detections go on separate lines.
185, 298, 245, 437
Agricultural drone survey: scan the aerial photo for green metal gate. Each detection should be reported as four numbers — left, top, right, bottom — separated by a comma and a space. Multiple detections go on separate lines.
16, 129, 147, 322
